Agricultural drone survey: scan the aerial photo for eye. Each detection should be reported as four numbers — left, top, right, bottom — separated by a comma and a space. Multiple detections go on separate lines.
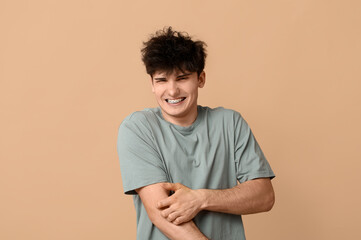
177, 77, 188, 81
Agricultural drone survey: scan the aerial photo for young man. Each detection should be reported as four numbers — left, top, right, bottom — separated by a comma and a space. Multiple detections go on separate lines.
117, 27, 275, 240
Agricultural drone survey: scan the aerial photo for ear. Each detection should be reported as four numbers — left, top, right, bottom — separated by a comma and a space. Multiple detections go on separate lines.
198, 71, 206, 88
150, 77, 155, 93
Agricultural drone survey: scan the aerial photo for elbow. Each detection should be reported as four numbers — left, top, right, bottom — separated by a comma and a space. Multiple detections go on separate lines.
264, 190, 275, 212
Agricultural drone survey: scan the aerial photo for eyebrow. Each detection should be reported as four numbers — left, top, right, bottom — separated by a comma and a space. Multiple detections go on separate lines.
153, 73, 192, 81
153, 77, 166, 81
176, 73, 192, 78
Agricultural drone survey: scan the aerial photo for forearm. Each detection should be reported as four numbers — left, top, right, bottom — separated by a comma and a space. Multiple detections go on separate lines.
151, 212, 207, 240
200, 178, 275, 215
137, 183, 208, 240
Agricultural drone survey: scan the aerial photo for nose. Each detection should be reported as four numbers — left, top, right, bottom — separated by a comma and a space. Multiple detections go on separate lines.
167, 80, 180, 96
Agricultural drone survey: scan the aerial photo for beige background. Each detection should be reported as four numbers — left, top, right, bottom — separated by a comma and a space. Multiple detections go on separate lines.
1, 0, 361, 239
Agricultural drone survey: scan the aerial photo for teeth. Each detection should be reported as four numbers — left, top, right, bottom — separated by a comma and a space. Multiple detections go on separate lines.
167, 98, 184, 104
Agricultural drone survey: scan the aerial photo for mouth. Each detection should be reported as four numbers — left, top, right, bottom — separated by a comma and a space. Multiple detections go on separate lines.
165, 97, 186, 104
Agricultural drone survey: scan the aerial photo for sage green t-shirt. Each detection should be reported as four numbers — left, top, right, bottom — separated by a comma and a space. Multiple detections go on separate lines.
117, 105, 275, 240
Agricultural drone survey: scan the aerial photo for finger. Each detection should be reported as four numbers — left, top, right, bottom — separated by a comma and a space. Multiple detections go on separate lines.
160, 207, 173, 218
173, 215, 187, 225
167, 211, 179, 222
157, 197, 172, 209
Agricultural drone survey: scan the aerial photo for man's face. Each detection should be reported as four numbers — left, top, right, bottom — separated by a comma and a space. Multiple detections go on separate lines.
151, 69, 205, 126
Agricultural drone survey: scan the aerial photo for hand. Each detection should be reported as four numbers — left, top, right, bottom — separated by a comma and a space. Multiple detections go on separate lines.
157, 183, 205, 225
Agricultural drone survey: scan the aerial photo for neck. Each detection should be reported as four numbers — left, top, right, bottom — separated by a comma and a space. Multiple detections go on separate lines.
162, 106, 198, 127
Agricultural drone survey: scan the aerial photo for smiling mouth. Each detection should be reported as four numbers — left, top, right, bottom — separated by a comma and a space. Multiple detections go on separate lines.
166, 97, 186, 104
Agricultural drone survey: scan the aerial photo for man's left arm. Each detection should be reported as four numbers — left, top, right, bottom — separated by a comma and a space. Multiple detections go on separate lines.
157, 177, 275, 225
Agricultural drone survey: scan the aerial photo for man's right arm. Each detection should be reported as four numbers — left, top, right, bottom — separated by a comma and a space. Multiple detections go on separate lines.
136, 183, 208, 240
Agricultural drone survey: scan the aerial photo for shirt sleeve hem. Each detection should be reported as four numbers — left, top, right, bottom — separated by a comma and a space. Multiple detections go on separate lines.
123, 178, 169, 195
237, 171, 275, 183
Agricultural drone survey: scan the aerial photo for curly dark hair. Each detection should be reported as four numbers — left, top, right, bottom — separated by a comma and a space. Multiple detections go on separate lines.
141, 26, 207, 77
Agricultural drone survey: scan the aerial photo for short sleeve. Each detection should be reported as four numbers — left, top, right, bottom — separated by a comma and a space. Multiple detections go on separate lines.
233, 112, 275, 183
117, 113, 168, 194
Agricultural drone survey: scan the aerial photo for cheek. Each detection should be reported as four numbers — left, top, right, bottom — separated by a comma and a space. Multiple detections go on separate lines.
188, 86, 199, 96
153, 88, 164, 99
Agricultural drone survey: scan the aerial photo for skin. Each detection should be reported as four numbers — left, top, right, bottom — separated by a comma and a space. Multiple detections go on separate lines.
136, 183, 208, 240
157, 178, 275, 225
137, 69, 275, 239
151, 69, 205, 127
